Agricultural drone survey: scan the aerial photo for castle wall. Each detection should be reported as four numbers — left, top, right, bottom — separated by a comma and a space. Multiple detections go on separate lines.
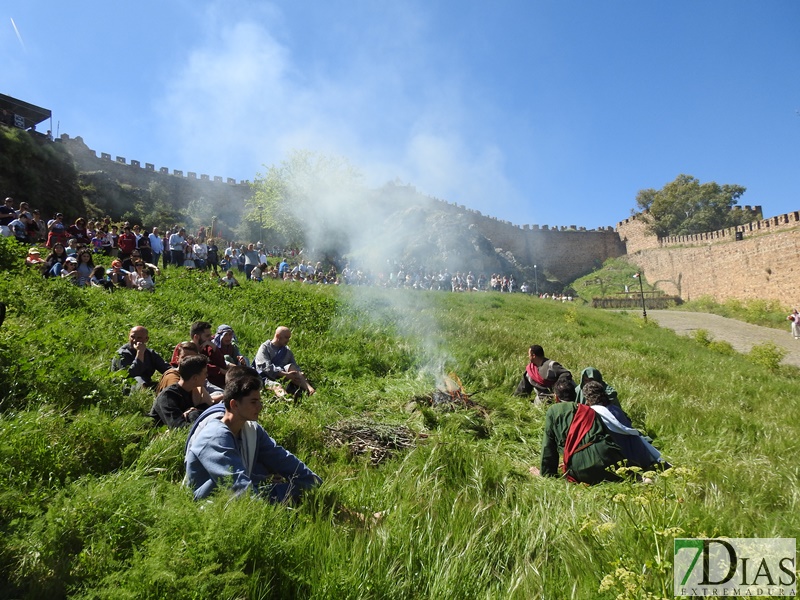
59, 135, 253, 212
627, 225, 800, 302
428, 195, 626, 282
56, 135, 800, 303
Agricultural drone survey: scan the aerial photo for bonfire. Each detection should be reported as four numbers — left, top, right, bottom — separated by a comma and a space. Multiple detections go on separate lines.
426, 372, 485, 413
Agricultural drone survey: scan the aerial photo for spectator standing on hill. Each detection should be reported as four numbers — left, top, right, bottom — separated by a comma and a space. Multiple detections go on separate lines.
278, 257, 289, 278
184, 371, 322, 501
255, 326, 316, 397
514, 344, 573, 400
160, 232, 170, 267
169, 227, 186, 266
107, 225, 119, 257
46, 213, 68, 248
149, 228, 163, 266
31, 210, 46, 242
183, 238, 197, 268
137, 235, 154, 264
115, 326, 171, 389
243, 244, 260, 280
7, 212, 31, 243
788, 309, 800, 339
118, 226, 137, 261
0, 197, 17, 226
206, 239, 220, 275
194, 238, 208, 270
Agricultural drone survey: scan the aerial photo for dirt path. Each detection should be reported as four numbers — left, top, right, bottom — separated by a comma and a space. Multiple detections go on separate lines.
644, 310, 800, 367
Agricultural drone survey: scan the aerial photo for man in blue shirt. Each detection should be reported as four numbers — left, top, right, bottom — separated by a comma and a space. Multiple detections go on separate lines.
184, 370, 321, 501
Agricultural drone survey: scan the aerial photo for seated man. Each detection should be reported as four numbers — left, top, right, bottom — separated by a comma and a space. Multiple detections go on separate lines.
184, 369, 322, 501
156, 341, 224, 401
254, 326, 316, 396
582, 381, 665, 470
114, 326, 170, 389
149, 355, 214, 428
514, 344, 572, 400
170, 321, 229, 389
535, 378, 625, 485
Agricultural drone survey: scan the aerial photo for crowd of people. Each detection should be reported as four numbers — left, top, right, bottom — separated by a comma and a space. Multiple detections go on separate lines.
4, 197, 576, 296
116, 322, 320, 501
113, 313, 667, 504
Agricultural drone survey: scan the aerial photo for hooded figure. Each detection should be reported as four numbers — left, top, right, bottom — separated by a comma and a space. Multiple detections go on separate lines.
211, 324, 246, 366
576, 367, 621, 408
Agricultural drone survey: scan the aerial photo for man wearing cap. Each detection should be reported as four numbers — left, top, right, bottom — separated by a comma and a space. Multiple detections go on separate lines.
115, 326, 171, 389
7, 212, 31, 243
107, 260, 130, 288
26, 248, 45, 267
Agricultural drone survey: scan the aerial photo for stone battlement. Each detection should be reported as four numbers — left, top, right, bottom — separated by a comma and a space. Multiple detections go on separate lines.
615, 205, 795, 254
59, 134, 251, 188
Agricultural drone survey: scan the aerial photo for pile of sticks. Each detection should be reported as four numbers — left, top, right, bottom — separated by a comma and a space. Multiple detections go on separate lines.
324, 418, 421, 466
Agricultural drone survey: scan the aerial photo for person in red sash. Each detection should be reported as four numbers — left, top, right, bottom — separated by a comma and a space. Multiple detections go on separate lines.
514, 344, 573, 400
533, 379, 625, 484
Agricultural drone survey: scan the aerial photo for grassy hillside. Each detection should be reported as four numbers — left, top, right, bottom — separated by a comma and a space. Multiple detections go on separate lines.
0, 237, 797, 599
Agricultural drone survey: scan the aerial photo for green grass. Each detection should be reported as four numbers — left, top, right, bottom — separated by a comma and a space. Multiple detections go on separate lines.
571, 258, 656, 303
0, 236, 798, 599
675, 295, 791, 330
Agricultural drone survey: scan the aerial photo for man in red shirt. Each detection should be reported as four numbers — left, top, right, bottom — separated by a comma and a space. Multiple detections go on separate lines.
117, 226, 137, 260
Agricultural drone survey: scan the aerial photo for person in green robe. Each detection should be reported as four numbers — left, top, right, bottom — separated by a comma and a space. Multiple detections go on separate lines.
536, 379, 625, 484
575, 366, 621, 408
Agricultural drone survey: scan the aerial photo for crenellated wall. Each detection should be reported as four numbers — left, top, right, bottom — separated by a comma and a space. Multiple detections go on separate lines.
54, 134, 800, 301
383, 183, 626, 283
618, 209, 800, 303
60, 134, 251, 188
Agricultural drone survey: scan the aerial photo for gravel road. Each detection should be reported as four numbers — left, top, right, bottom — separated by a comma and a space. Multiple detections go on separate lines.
644, 310, 800, 367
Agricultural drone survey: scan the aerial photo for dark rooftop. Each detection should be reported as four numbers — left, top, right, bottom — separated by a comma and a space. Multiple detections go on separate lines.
0, 93, 52, 129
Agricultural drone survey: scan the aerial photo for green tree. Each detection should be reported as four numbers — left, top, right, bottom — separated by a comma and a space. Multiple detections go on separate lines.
246, 150, 364, 253
635, 174, 756, 237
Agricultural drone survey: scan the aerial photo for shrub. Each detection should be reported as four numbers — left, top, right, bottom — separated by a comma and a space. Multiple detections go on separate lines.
692, 328, 712, 346
748, 341, 786, 372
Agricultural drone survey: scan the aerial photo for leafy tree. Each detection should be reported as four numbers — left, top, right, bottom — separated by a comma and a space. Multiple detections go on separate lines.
635, 174, 757, 237
246, 150, 364, 254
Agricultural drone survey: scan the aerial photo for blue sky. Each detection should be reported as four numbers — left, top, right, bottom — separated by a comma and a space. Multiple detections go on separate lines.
4, 1, 799, 229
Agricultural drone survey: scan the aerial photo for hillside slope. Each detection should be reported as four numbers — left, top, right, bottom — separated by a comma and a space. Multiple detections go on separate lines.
0, 239, 797, 598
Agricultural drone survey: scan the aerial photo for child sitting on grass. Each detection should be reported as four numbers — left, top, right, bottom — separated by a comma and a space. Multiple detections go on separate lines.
219, 270, 240, 288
